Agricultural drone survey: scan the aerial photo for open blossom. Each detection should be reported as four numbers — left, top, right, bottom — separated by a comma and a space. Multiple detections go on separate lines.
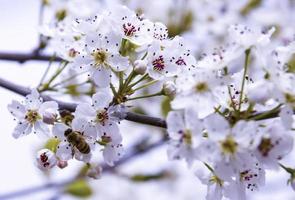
110, 5, 152, 46
72, 31, 129, 87
146, 41, 179, 80
75, 89, 124, 165
172, 69, 229, 118
52, 118, 97, 162
166, 108, 203, 166
253, 121, 293, 169
7, 89, 58, 138
36, 149, 57, 171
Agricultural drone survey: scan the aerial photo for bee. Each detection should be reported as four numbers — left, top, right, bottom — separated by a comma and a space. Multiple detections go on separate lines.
64, 128, 90, 154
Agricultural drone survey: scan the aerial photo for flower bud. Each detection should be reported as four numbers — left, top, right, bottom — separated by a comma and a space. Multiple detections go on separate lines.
134, 59, 147, 75
87, 164, 103, 179
57, 160, 68, 169
36, 149, 57, 171
43, 112, 57, 125
163, 81, 177, 99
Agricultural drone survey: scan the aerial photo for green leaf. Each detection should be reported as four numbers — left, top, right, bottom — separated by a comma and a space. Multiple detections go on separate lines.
161, 97, 171, 117
44, 138, 60, 153
65, 179, 93, 198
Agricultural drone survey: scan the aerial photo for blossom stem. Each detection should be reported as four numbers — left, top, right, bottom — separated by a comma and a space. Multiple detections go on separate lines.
38, 54, 56, 87
132, 79, 158, 92
127, 91, 163, 101
50, 71, 88, 88
238, 48, 251, 112
39, 61, 68, 91
128, 73, 149, 88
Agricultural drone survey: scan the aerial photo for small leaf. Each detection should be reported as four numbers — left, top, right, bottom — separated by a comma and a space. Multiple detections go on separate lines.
65, 179, 93, 198
44, 138, 60, 153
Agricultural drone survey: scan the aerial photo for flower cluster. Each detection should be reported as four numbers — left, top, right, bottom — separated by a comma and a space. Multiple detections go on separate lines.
7, 1, 295, 199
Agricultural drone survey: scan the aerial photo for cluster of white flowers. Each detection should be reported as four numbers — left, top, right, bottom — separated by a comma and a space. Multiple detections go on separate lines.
7, 1, 295, 199
9, 88, 125, 170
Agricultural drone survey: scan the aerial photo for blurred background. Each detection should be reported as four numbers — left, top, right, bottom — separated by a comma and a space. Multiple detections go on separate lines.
0, 0, 295, 199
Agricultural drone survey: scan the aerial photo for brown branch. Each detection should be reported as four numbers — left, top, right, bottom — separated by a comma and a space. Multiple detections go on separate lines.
0, 137, 166, 199
0, 77, 167, 128
0, 52, 62, 63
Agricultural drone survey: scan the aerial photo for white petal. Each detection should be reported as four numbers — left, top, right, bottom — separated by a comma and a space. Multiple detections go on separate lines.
204, 113, 229, 140
99, 122, 122, 144
72, 118, 88, 132
56, 142, 73, 161
39, 101, 58, 116
12, 121, 32, 138
7, 100, 26, 120
279, 105, 293, 130
103, 143, 124, 166
52, 123, 69, 140
34, 121, 50, 137
92, 68, 111, 88
25, 89, 42, 110
167, 111, 185, 140
92, 89, 113, 110
75, 103, 96, 118
72, 55, 92, 72
108, 54, 129, 71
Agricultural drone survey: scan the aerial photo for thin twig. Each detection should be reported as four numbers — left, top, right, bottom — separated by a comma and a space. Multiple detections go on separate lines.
0, 137, 166, 199
0, 77, 167, 128
0, 52, 62, 63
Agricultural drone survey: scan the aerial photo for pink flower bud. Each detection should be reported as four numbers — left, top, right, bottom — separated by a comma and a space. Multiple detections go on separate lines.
57, 160, 68, 169
163, 81, 177, 99
87, 164, 103, 179
43, 112, 57, 125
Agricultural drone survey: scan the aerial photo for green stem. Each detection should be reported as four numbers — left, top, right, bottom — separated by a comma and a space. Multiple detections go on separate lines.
248, 104, 282, 120
238, 49, 251, 112
38, 54, 56, 87
51, 71, 88, 88
128, 91, 163, 101
133, 79, 158, 92
128, 74, 149, 89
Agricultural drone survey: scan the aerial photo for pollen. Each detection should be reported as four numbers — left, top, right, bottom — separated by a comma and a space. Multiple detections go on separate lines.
257, 138, 274, 157
96, 110, 109, 124
25, 109, 41, 124
92, 50, 108, 66
221, 135, 238, 155
195, 82, 209, 93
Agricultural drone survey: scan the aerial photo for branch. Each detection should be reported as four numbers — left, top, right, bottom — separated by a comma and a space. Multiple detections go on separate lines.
0, 52, 62, 63
0, 77, 167, 128
0, 137, 166, 199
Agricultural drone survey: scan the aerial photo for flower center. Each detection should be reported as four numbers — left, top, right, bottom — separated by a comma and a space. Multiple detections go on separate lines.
25, 110, 41, 124
195, 82, 209, 93
92, 50, 108, 66
123, 23, 137, 37
55, 9, 67, 21
183, 129, 192, 145
152, 55, 165, 71
257, 138, 273, 157
96, 110, 109, 124
221, 135, 237, 155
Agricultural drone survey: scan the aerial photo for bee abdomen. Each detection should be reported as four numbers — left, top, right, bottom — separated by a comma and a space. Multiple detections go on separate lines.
76, 142, 90, 154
